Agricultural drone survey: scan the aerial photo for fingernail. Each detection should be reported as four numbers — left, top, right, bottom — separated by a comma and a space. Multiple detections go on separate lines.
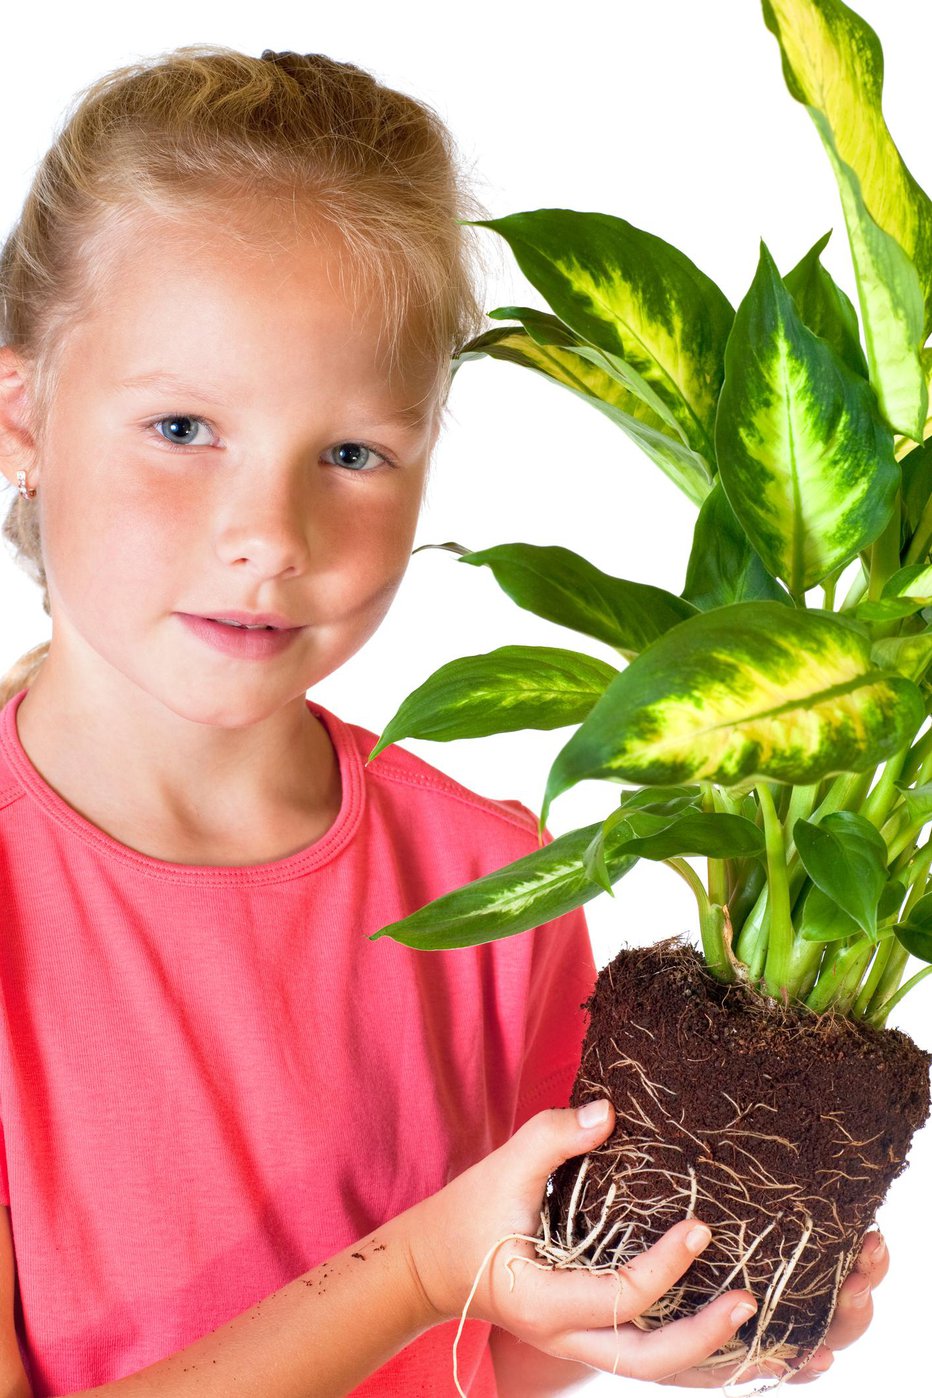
731, 1300, 757, 1325
686, 1224, 712, 1253
850, 1281, 870, 1307
873, 1234, 886, 1263
809, 1351, 833, 1375
576, 1099, 610, 1128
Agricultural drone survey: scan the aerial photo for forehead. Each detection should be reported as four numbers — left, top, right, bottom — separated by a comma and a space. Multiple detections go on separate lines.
67, 203, 439, 422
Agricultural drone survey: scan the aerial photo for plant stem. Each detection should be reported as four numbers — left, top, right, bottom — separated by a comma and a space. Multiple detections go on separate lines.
867, 495, 904, 601
805, 939, 874, 1014
665, 858, 735, 984
903, 492, 932, 567
867, 963, 932, 1026
851, 935, 894, 1018
838, 560, 870, 611
758, 783, 794, 996
701, 783, 728, 908
864, 940, 912, 1022
860, 742, 912, 829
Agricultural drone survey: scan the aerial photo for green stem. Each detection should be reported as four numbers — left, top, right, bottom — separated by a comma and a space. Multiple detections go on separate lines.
838, 561, 870, 612
864, 940, 911, 1021
860, 742, 912, 829
867, 493, 904, 601
701, 783, 728, 908
904, 491, 932, 567
665, 858, 735, 985
805, 939, 874, 1014
851, 935, 894, 1018
867, 963, 932, 1027
758, 783, 794, 996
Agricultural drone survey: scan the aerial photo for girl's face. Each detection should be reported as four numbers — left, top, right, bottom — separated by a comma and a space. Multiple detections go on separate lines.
15, 206, 442, 727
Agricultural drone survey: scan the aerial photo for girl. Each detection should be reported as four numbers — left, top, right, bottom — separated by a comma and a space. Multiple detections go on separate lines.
0, 46, 884, 1397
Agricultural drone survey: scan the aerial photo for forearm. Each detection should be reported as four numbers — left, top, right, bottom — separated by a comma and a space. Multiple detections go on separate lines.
73, 1204, 437, 1398
489, 1324, 597, 1396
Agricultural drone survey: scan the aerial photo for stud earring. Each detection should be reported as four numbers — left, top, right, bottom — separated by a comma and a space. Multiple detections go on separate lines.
16, 470, 36, 500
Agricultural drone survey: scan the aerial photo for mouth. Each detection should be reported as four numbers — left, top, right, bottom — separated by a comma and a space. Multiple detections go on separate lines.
178, 613, 305, 658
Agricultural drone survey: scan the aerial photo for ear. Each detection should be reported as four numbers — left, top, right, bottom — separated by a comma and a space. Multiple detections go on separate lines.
0, 345, 39, 492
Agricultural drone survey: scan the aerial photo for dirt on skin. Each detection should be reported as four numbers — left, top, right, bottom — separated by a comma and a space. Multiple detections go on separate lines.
543, 936, 932, 1371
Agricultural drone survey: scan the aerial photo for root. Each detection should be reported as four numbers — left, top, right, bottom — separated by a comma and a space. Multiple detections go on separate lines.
525, 1035, 886, 1395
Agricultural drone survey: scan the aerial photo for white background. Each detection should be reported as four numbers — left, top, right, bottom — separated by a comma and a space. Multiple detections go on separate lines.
1, 2, 929, 1394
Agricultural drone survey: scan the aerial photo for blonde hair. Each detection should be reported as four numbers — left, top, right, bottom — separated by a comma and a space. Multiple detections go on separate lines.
0, 45, 492, 708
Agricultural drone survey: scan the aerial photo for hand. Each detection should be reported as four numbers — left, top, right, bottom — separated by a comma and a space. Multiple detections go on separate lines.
656, 1227, 888, 1387
406, 1098, 771, 1383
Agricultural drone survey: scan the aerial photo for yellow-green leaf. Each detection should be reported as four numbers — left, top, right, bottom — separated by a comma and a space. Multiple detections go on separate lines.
541, 600, 925, 823
763, 0, 930, 437
466, 209, 734, 463
714, 241, 899, 596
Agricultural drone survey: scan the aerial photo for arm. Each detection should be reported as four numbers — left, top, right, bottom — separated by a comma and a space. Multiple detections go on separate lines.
74, 1203, 436, 1397
489, 1324, 596, 1396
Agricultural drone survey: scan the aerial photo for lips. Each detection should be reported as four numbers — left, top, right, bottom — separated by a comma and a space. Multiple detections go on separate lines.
178, 613, 305, 658
193, 610, 301, 630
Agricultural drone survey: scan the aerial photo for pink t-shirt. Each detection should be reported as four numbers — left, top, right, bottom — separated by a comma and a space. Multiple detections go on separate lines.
0, 687, 597, 1396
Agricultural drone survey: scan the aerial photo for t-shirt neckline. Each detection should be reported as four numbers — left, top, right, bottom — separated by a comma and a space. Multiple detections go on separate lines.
0, 688, 364, 884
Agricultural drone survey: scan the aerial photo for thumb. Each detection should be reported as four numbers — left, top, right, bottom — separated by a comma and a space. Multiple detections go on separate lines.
512, 1097, 615, 1195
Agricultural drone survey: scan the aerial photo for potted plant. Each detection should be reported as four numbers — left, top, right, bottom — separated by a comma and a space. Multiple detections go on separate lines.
366, 0, 932, 1384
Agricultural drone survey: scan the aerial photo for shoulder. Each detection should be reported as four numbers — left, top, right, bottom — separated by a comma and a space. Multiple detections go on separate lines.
338, 710, 545, 854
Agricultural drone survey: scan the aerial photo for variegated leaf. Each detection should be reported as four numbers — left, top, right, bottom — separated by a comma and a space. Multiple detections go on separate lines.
784, 229, 868, 378
453, 316, 714, 504
541, 600, 925, 822
763, 0, 930, 437
714, 241, 899, 597
367, 645, 618, 762
466, 209, 734, 462
367, 818, 638, 950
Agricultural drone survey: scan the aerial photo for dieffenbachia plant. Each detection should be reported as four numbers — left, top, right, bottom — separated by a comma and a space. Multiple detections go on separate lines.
366, 0, 932, 1025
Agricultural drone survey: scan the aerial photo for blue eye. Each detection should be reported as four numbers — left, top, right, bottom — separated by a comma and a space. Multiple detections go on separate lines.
152, 415, 215, 447
325, 442, 390, 472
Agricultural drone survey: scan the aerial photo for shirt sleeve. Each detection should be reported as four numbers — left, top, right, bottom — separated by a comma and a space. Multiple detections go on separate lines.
511, 899, 598, 1135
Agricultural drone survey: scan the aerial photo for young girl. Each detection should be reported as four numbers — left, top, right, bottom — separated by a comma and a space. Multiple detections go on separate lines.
0, 45, 885, 1397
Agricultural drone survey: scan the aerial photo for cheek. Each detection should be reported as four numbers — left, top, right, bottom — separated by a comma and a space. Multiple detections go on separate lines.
38, 454, 186, 613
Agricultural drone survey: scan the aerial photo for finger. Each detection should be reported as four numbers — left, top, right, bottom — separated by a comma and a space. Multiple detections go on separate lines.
786, 1347, 835, 1383
500, 1216, 718, 1336
852, 1229, 889, 1289
556, 1289, 760, 1382
820, 1230, 886, 1351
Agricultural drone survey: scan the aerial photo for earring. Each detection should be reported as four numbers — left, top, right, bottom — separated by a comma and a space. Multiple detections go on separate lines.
16, 470, 36, 500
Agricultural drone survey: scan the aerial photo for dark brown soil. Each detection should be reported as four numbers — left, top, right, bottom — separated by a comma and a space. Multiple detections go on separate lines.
543, 936, 932, 1366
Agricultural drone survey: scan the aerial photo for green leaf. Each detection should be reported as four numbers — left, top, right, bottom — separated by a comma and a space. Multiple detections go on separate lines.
854, 597, 927, 624
681, 478, 795, 611
466, 209, 734, 462
891, 780, 932, 828
456, 542, 697, 659
367, 645, 618, 762
870, 631, 932, 683
453, 320, 715, 506
618, 784, 704, 816
367, 819, 639, 950
881, 563, 932, 602
541, 600, 925, 823
900, 434, 932, 534
714, 241, 900, 596
762, 0, 930, 436
793, 810, 888, 940
783, 229, 869, 378
583, 807, 765, 896
798, 877, 903, 942
894, 891, 932, 964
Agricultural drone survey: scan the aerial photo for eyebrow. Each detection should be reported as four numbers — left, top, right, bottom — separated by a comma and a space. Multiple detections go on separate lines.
117, 370, 430, 430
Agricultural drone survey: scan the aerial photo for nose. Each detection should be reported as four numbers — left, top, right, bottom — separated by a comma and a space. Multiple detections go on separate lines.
213, 460, 314, 580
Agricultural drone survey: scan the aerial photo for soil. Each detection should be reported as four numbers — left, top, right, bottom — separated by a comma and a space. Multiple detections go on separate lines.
542, 935, 932, 1375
